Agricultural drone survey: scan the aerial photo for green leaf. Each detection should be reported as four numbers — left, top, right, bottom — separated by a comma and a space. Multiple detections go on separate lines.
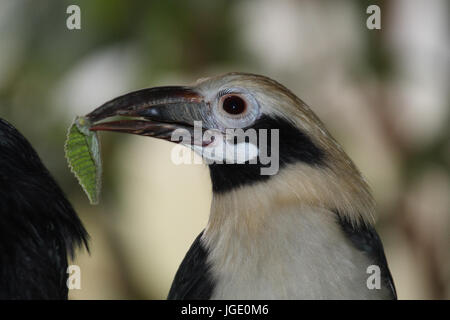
65, 116, 102, 205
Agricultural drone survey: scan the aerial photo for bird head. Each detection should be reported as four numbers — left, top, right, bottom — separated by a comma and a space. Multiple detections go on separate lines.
89, 73, 374, 228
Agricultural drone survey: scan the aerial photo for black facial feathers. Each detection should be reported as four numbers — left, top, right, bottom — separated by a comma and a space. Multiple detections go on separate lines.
208, 115, 325, 193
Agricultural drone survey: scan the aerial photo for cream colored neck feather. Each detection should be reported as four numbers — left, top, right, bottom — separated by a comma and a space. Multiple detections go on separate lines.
205, 160, 375, 238
201, 162, 384, 299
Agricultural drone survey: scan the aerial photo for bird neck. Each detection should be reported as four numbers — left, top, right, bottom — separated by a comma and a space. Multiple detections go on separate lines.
202, 192, 384, 299
205, 161, 375, 240
201, 164, 381, 299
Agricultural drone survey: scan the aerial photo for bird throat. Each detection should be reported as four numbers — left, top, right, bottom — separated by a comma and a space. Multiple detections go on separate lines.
207, 115, 326, 193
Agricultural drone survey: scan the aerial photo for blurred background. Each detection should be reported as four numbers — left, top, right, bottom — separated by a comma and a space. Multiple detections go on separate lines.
0, 0, 448, 299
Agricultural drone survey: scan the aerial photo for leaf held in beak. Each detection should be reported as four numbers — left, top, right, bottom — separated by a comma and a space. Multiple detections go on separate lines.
65, 116, 102, 205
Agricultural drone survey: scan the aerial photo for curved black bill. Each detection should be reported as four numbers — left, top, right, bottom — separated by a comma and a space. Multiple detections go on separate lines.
87, 86, 209, 143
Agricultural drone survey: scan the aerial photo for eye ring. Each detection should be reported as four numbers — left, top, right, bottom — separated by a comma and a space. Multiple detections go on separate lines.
220, 94, 247, 116
214, 89, 260, 129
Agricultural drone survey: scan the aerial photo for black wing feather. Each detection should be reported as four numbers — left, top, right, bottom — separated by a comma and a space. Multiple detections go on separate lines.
0, 119, 88, 299
336, 212, 397, 299
167, 231, 214, 300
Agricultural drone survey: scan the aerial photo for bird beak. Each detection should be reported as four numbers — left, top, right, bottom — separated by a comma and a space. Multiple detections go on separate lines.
87, 86, 211, 145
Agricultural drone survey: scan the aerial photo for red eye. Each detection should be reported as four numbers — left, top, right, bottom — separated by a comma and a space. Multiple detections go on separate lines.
222, 95, 246, 115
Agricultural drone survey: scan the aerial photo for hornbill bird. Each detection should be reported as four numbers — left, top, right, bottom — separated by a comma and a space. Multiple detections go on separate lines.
88, 72, 396, 299
0, 119, 88, 299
